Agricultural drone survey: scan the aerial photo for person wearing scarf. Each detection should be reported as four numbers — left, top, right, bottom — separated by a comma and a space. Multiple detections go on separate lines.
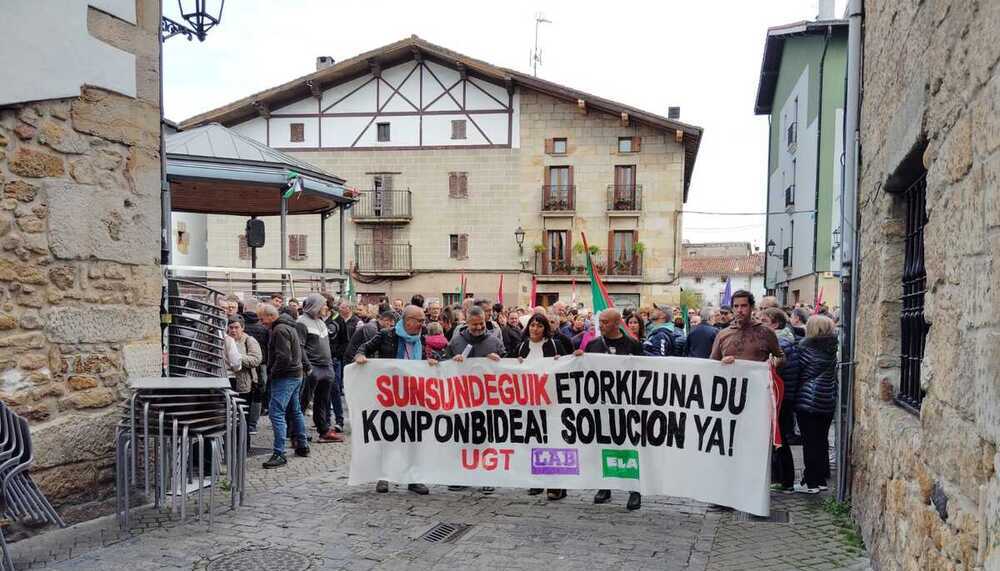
355, 305, 433, 495
296, 293, 344, 444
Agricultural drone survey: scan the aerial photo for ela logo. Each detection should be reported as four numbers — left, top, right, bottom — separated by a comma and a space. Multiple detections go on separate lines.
602, 449, 640, 479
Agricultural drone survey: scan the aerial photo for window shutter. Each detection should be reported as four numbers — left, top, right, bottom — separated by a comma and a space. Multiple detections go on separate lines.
563, 232, 572, 267
632, 230, 640, 274
383, 175, 393, 190
449, 172, 458, 197
542, 231, 549, 271
567, 166, 575, 210
544, 138, 554, 154
290, 123, 304, 143
608, 231, 615, 275
288, 234, 298, 259
458, 172, 468, 197
459, 234, 469, 259
299, 234, 308, 259
238, 235, 249, 260
632, 136, 642, 152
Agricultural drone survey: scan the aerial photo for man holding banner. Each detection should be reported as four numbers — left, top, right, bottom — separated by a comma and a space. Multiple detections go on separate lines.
578, 308, 645, 510
355, 305, 435, 495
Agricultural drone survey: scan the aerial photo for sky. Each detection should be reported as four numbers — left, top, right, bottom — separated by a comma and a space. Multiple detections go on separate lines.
163, 0, 846, 249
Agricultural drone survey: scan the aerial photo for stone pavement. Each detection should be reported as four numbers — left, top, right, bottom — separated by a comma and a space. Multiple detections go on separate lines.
8, 423, 872, 570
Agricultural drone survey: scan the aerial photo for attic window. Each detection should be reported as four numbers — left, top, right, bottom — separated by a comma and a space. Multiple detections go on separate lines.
377, 122, 391, 142
619, 137, 641, 153
552, 138, 567, 154
290, 123, 305, 142
451, 120, 467, 140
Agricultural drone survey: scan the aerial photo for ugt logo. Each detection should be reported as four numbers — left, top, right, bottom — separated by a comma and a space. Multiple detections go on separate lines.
602, 449, 639, 479
530, 448, 579, 475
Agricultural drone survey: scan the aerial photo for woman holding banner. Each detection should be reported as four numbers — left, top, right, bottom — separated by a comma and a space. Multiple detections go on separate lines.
515, 313, 567, 501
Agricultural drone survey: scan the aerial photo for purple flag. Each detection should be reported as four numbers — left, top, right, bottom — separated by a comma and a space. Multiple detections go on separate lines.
721, 278, 733, 307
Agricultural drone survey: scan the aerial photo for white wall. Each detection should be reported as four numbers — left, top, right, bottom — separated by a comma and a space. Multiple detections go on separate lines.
680, 273, 764, 308
229, 57, 517, 150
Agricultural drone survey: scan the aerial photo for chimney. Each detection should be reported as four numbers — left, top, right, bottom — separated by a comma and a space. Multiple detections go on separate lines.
817, 0, 835, 20
668, 106, 681, 120
316, 56, 335, 71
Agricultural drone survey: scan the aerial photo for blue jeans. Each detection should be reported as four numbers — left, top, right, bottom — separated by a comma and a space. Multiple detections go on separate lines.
269, 377, 306, 456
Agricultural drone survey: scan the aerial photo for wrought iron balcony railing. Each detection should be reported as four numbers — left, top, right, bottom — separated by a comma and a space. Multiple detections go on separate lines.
607, 184, 643, 212
351, 190, 412, 222
354, 242, 412, 274
541, 185, 575, 212
533, 251, 642, 277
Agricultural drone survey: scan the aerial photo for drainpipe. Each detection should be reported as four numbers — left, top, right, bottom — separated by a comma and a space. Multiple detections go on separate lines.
812, 26, 832, 304
837, 0, 864, 503
764, 116, 772, 295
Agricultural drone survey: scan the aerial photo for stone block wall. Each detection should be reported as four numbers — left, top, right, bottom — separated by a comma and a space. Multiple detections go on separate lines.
0, 1, 162, 523
851, 1, 1000, 569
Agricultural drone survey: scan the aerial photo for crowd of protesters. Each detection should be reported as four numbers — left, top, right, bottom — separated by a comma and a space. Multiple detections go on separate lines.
220, 289, 840, 504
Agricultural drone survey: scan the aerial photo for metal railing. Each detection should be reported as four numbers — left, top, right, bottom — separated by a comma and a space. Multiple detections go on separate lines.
351, 190, 412, 221
533, 251, 642, 277
541, 185, 575, 212
165, 265, 346, 300
607, 184, 643, 211
355, 242, 412, 274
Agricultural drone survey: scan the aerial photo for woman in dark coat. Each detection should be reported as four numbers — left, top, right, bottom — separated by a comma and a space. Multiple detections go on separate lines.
515, 313, 565, 500
761, 308, 801, 492
794, 314, 839, 493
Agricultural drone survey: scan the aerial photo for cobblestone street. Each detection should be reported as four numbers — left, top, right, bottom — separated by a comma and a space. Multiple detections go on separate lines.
7, 422, 871, 571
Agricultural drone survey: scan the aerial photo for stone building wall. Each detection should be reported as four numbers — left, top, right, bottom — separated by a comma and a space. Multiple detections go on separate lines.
0, 1, 162, 522
203, 88, 688, 307
851, 1, 1000, 569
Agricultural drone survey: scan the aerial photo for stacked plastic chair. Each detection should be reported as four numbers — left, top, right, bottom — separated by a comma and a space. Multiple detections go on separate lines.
114, 278, 247, 531
0, 402, 65, 570
114, 379, 247, 530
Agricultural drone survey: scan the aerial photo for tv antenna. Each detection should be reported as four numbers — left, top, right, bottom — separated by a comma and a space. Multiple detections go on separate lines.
531, 12, 552, 77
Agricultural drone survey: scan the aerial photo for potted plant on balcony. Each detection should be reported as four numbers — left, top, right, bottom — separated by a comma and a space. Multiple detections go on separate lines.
533, 243, 544, 254
588, 245, 600, 256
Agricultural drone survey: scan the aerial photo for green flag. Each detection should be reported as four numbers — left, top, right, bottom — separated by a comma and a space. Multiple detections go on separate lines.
681, 303, 690, 335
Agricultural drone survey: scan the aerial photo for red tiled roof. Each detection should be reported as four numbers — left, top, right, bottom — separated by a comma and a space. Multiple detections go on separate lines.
681, 253, 764, 276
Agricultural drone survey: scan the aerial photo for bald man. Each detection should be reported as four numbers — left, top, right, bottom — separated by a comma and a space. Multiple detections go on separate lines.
575, 308, 644, 510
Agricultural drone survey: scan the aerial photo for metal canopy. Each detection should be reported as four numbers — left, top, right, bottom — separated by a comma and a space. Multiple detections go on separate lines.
166, 123, 351, 216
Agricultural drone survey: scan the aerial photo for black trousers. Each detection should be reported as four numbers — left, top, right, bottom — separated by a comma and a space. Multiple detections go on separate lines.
307, 365, 335, 434
771, 403, 797, 488
796, 410, 833, 488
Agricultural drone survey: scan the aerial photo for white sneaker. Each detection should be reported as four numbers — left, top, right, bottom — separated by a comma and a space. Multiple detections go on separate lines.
818, 484, 829, 491
794, 483, 820, 494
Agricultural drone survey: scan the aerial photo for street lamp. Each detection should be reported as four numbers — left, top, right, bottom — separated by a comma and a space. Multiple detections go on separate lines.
766, 239, 779, 258
514, 226, 526, 255
162, 0, 225, 42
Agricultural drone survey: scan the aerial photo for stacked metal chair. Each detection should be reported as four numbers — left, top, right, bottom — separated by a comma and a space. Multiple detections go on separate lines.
114, 278, 247, 531
0, 402, 65, 570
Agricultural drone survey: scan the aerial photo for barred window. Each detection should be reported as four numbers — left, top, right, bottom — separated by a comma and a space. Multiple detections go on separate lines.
897, 173, 928, 413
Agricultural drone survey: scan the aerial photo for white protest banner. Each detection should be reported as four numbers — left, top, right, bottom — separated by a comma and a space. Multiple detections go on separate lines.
345, 354, 774, 515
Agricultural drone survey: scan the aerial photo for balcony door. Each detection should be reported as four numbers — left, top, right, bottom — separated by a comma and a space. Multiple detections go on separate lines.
544, 166, 574, 210
613, 165, 637, 209
609, 230, 637, 275
373, 174, 393, 218
373, 226, 393, 270
544, 230, 570, 274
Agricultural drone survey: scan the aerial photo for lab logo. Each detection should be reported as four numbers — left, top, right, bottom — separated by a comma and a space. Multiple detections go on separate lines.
530, 448, 579, 475
601, 449, 639, 479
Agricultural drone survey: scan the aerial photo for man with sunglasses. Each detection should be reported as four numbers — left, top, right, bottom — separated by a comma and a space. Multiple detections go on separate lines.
355, 305, 436, 495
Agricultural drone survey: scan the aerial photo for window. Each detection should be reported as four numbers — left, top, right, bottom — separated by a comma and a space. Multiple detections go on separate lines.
451, 120, 467, 140
290, 123, 304, 143
377, 122, 390, 142
448, 172, 468, 198
545, 138, 567, 154
449, 234, 468, 259
543, 166, 574, 210
442, 292, 471, 306
610, 230, 637, 271
238, 234, 250, 260
288, 234, 308, 260
618, 137, 641, 153
897, 173, 928, 413
544, 230, 570, 273
608, 293, 640, 308
694, 277, 702, 284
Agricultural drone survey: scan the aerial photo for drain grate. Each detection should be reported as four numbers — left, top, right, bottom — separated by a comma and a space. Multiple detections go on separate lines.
735, 510, 790, 523
421, 522, 470, 543
207, 548, 313, 571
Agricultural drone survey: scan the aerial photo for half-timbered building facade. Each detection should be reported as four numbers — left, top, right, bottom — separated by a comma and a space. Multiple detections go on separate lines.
180, 36, 703, 307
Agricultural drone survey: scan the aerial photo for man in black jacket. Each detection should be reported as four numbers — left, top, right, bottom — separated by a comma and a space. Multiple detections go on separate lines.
685, 308, 719, 359
355, 305, 434, 495
256, 304, 309, 469
241, 309, 269, 432
575, 308, 644, 511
